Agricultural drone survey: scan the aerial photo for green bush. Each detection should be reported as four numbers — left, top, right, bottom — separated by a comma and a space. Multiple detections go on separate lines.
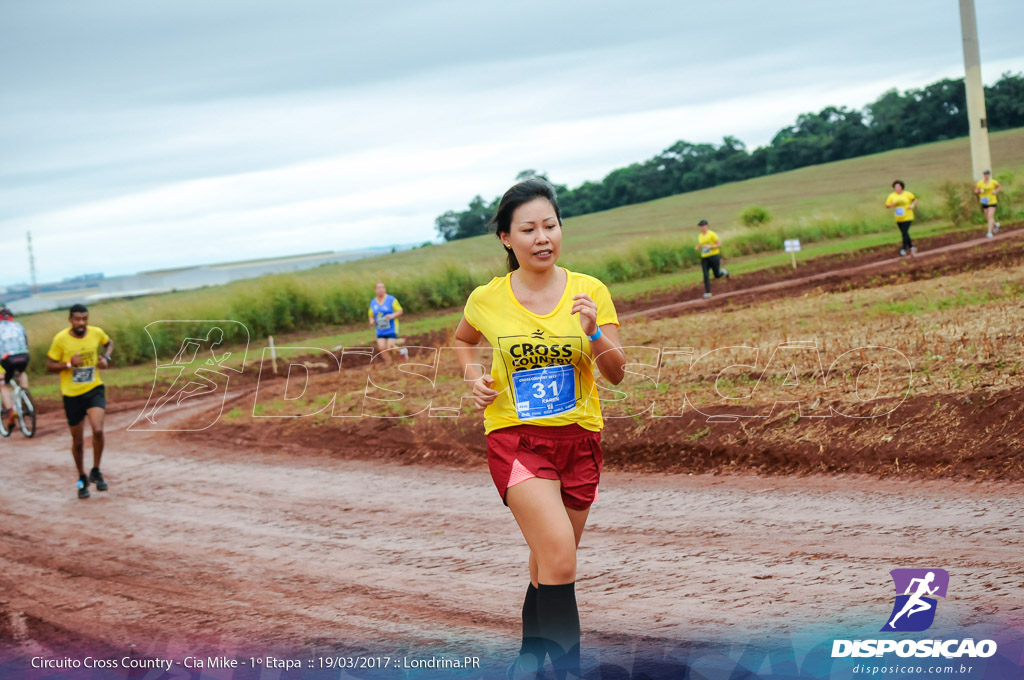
740, 205, 772, 227
937, 180, 977, 228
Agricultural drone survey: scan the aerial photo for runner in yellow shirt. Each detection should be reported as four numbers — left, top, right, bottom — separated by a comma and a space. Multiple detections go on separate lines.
973, 169, 1001, 238
46, 304, 115, 499
454, 178, 625, 680
885, 180, 918, 256
695, 219, 730, 298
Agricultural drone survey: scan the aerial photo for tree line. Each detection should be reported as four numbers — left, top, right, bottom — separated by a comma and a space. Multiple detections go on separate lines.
435, 72, 1024, 241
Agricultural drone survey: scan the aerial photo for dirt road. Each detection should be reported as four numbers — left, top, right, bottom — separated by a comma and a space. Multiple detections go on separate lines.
1, 405, 1022, 668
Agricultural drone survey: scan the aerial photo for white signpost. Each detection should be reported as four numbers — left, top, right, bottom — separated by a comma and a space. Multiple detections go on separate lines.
784, 239, 801, 269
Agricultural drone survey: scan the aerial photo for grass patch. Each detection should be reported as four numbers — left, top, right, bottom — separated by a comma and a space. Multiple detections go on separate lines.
16, 130, 1024, 379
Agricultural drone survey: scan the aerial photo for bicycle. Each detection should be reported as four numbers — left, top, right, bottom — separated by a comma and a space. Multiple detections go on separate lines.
0, 371, 36, 438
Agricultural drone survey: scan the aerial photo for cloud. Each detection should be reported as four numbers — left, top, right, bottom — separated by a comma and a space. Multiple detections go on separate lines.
1, 0, 1023, 285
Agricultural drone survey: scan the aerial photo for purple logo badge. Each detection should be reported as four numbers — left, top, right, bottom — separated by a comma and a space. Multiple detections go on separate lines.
881, 568, 949, 632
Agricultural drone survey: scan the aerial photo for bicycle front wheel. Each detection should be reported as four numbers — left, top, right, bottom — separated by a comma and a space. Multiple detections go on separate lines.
18, 389, 36, 438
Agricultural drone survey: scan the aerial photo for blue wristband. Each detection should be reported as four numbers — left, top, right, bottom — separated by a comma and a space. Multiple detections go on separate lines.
587, 327, 602, 342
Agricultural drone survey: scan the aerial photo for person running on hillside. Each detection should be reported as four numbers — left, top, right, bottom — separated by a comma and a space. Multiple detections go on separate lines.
885, 180, 918, 256
974, 169, 1001, 238
695, 219, 730, 299
0, 306, 31, 430
46, 304, 115, 499
368, 282, 404, 365
455, 178, 626, 680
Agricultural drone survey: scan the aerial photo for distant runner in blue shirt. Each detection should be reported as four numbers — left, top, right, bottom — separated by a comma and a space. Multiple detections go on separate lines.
368, 282, 404, 364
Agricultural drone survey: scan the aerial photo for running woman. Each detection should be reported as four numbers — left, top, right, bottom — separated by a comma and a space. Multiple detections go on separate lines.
45, 304, 114, 499
974, 169, 1001, 238
368, 282, 404, 365
0, 306, 31, 430
885, 180, 918, 256
454, 178, 626, 680
695, 219, 729, 298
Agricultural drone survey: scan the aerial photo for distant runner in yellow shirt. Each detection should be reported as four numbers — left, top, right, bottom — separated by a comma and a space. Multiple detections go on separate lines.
885, 180, 918, 257
695, 219, 730, 298
46, 304, 115, 499
973, 169, 1001, 238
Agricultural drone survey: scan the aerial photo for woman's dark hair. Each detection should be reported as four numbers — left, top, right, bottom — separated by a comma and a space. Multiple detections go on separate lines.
490, 178, 561, 272
892, 180, 905, 189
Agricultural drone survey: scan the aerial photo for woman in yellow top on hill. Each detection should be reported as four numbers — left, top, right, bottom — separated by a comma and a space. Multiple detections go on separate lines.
454, 178, 626, 680
695, 219, 730, 298
885, 179, 918, 256
973, 169, 1001, 238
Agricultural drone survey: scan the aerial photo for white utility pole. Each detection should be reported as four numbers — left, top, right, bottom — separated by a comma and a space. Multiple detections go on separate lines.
959, 0, 992, 179
27, 231, 38, 293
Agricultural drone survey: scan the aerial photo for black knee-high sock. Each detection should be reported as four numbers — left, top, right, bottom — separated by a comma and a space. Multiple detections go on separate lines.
536, 582, 580, 679
520, 583, 546, 669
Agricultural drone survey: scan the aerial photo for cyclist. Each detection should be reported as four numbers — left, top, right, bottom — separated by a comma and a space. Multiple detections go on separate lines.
46, 304, 115, 499
0, 306, 31, 429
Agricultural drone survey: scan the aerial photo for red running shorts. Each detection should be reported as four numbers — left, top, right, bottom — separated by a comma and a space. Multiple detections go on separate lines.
486, 423, 603, 511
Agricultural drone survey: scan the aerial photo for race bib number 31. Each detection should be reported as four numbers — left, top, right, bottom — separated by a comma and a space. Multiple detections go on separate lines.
512, 364, 577, 421
72, 366, 96, 384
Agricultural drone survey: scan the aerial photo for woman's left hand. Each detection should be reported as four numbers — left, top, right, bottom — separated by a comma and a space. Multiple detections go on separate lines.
571, 293, 599, 337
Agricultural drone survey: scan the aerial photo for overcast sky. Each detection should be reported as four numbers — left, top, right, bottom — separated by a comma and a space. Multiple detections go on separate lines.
2, 0, 1022, 286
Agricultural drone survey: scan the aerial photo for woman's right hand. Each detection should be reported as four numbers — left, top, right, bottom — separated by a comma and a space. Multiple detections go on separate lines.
473, 374, 499, 409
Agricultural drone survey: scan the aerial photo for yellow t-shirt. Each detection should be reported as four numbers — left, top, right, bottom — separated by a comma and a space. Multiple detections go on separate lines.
47, 326, 110, 397
463, 268, 619, 434
976, 179, 1000, 206
886, 191, 916, 223
697, 230, 721, 257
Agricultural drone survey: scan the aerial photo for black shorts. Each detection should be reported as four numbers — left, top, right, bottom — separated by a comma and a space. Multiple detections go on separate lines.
979, 201, 997, 212
63, 384, 106, 427
1, 353, 29, 384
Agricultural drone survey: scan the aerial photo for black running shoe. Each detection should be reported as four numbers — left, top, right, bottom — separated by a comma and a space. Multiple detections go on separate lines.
90, 467, 108, 491
78, 474, 90, 499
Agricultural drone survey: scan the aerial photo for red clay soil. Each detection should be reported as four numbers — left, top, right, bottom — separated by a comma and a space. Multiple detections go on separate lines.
2, 403, 1022, 665
175, 380, 1024, 481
